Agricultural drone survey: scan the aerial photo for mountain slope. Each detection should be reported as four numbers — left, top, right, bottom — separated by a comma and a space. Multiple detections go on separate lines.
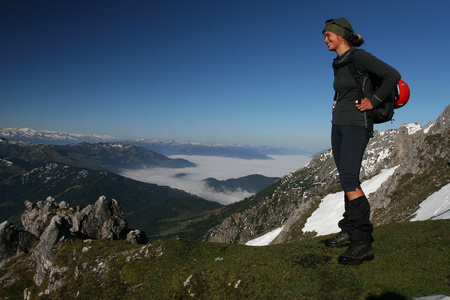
174, 145, 272, 159
0, 159, 219, 232
0, 161, 226, 241
206, 105, 450, 244
0, 140, 195, 173
203, 174, 280, 193
128, 196, 223, 240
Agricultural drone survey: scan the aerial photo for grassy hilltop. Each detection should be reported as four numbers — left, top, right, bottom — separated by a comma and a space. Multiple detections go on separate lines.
2, 219, 449, 299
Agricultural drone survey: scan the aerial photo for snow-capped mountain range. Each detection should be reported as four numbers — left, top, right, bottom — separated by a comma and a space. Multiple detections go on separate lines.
0, 128, 311, 158
0, 127, 121, 144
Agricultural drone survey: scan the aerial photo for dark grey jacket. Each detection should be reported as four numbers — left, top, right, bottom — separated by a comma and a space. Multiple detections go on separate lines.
332, 48, 401, 128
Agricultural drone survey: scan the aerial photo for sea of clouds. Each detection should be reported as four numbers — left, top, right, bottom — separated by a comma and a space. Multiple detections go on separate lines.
121, 155, 312, 205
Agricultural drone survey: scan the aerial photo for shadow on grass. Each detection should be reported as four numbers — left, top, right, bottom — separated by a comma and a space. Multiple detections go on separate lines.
366, 292, 407, 299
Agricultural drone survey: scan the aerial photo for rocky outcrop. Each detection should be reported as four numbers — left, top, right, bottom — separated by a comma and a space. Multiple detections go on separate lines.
1, 196, 147, 289
423, 104, 449, 136
80, 196, 128, 240
21, 196, 129, 242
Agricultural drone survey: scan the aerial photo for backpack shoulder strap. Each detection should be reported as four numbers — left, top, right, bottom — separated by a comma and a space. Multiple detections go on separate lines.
346, 49, 365, 104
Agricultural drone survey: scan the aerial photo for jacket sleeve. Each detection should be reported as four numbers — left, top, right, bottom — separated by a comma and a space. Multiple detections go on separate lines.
354, 50, 401, 108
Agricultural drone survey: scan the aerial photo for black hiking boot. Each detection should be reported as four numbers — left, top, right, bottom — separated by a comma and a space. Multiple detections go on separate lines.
324, 231, 350, 248
338, 241, 374, 265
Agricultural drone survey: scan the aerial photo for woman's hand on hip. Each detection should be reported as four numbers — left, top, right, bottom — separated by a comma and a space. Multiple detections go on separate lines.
356, 98, 373, 111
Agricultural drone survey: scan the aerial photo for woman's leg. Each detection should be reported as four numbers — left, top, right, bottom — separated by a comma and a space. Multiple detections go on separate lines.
335, 125, 368, 195
332, 125, 373, 242
331, 125, 375, 264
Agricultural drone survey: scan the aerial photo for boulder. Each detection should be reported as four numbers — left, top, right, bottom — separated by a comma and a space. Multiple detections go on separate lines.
126, 229, 149, 244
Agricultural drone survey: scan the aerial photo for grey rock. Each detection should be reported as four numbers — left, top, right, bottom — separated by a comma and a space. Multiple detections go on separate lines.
424, 105, 450, 136
81, 196, 128, 240
126, 229, 149, 244
0, 221, 37, 262
20, 195, 129, 241
22, 196, 59, 238
58, 201, 69, 209
32, 215, 71, 286
1, 195, 137, 289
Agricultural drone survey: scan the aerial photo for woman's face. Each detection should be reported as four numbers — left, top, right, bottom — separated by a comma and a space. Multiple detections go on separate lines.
323, 31, 342, 52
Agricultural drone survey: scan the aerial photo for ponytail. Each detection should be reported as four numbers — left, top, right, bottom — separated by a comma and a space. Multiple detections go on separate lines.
349, 34, 364, 47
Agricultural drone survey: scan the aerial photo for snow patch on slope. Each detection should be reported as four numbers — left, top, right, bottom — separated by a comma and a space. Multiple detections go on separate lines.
411, 183, 450, 221
403, 123, 422, 135
245, 226, 284, 246
302, 166, 399, 237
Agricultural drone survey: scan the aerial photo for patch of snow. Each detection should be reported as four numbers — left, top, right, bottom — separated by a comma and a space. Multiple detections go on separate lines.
423, 122, 434, 134
319, 150, 333, 161
410, 183, 450, 221
302, 166, 399, 237
413, 295, 450, 300
245, 226, 284, 246
0, 158, 13, 166
403, 123, 422, 135
376, 148, 392, 163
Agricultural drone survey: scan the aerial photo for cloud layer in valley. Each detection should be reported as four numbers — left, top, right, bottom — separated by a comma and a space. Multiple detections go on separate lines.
121, 155, 312, 204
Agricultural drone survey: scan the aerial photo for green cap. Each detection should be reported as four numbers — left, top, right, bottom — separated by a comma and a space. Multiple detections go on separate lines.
322, 18, 354, 40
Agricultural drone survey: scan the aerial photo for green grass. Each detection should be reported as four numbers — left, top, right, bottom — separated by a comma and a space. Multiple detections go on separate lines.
1, 220, 449, 299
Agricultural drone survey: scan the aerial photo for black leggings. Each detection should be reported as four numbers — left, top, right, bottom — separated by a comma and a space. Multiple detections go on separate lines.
331, 124, 370, 193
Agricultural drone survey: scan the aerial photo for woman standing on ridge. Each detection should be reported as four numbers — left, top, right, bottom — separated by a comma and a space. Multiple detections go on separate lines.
322, 18, 401, 265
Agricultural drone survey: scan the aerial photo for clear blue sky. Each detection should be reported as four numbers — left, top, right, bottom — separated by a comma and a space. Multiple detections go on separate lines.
1, 0, 449, 151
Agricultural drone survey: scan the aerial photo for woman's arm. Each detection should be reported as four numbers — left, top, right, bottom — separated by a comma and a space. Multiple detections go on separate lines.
354, 50, 401, 108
